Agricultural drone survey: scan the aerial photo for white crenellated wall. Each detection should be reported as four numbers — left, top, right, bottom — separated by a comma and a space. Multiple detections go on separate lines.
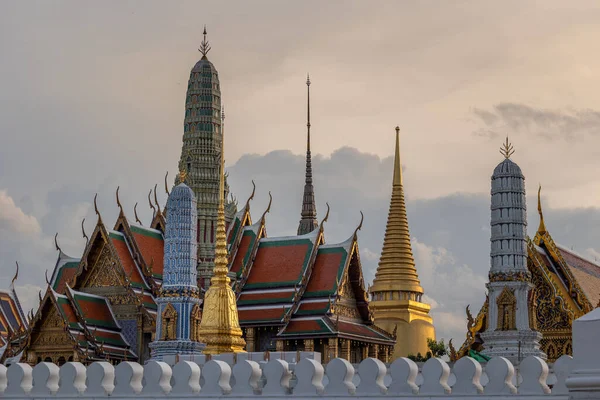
1, 307, 598, 399
0, 354, 573, 399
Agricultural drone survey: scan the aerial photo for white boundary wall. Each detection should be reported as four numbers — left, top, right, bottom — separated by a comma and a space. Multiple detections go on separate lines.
1, 307, 599, 399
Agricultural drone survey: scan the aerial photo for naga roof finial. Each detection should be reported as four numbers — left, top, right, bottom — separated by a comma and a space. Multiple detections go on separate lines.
134, 202, 142, 225
322, 202, 330, 224
81, 218, 89, 245
148, 189, 156, 217
500, 136, 515, 159
54, 233, 63, 255
11, 261, 19, 289
260, 191, 273, 221
94, 194, 102, 222
352, 211, 364, 239
153, 184, 161, 214
45, 270, 50, 285
537, 184, 547, 234
116, 186, 124, 215
198, 25, 211, 57
164, 171, 171, 196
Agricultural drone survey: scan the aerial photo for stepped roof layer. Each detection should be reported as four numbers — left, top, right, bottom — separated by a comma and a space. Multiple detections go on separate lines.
226, 197, 393, 345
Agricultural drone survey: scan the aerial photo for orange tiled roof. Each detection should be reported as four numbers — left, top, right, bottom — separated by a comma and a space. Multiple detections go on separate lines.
130, 225, 164, 279
109, 232, 147, 290
557, 246, 600, 306
245, 237, 314, 288
336, 320, 393, 341
238, 307, 289, 324
304, 245, 348, 298
238, 291, 294, 305
280, 318, 332, 335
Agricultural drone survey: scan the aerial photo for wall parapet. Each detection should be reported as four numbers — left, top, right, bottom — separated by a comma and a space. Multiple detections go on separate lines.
0, 354, 574, 398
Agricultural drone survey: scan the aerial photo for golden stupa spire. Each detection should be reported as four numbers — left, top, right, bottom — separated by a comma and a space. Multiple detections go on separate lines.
537, 184, 547, 234
196, 107, 246, 354
371, 126, 423, 294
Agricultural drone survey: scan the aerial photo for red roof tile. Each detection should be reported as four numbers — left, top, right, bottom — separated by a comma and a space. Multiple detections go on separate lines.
282, 319, 330, 335
110, 233, 146, 289
304, 248, 346, 297
238, 291, 294, 305
336, 321, 391, 341
245, 239, 313, 288
130, 226, 164, 279
238, 307, 287, 324
71, 293, 118, 330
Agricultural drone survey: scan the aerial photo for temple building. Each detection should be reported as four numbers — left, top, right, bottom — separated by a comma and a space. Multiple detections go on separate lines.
149, 172, 205, 360
369, 127, 435, 360
451, 139, 598, 363
0, 265, 29, 364
3, 31, 395, 365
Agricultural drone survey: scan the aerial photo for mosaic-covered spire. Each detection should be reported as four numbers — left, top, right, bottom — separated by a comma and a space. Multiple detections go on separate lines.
176, 27, 236, 287
297, 74, 319, 235
149, 170, 205, 361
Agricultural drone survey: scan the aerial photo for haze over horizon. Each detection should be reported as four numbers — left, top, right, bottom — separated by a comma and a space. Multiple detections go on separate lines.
2, 0, 600, 344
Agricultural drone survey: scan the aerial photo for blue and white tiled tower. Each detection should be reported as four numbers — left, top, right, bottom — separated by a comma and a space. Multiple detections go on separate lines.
150, 173, 205, 361
481, 138, 545, 363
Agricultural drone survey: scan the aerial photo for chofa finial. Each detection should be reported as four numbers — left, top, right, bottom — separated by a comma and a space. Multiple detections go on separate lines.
81, 218, 89, 245
199, 25, 211, 57
134, 202, 142, 225
11, 262, 19, 288
537, 184, 547, 234
116, 186, 123, 215
164, 171, 170, 196
54, 233, 62, 254
500, 136, 515, 159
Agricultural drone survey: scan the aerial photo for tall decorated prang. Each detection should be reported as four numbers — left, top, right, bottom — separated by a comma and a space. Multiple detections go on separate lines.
149, 170, 205, 361
480, 137, 545, 363
176, 27, 236, 288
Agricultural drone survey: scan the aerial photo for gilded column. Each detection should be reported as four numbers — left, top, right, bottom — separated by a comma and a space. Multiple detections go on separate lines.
276, 340, 285, 352
304, 339, 314, 352
328, 338, 338, 361
369, 344, 379, 358
361, 346, 368, 361
245, 328, 256, 352
340, 339, 351, 361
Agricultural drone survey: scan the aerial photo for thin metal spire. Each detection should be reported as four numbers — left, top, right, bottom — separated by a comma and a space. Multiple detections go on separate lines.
297, 74, 319, 235
199, 25, 211, 58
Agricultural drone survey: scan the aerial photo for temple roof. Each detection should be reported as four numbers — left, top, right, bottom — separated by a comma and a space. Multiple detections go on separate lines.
50, 251, 81, 294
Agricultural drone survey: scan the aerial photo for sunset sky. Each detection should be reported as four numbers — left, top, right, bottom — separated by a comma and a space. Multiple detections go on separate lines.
2, 0, 600, 343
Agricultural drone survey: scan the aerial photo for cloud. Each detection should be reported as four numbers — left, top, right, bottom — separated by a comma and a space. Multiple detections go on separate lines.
472, 103, 600, 140
0, 190, 41, 236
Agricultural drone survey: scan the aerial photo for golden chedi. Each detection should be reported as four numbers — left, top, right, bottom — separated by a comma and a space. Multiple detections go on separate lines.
369, 127, 435, 360
196, 108, 246, 354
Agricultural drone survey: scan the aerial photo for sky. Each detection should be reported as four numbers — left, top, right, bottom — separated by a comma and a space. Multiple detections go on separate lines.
2, 0, 600, 346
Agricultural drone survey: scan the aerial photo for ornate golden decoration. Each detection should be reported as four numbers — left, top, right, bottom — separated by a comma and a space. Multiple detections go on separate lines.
489, 270, 530, 282
496, 286, 517, 331
499, 136, 515, 159
190, 304, 202, 341
370, 127, 423, 295
331, 303, 361, 319
196, 107, 246, 354
161, 303, 177, 341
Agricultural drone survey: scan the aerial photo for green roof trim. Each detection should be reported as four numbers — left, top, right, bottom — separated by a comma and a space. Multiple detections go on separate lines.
109, 232, 126, 242
228, 217, 241, 245
303, 246, 348, 298
243, 238, 315, 289
237, 295, 294, 306
235, 230, 258, 277
130, 225, 163, 240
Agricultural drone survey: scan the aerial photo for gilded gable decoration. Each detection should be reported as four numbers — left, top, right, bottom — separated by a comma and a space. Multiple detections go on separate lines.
496, 286, 517, 331
161, 303, 177, 341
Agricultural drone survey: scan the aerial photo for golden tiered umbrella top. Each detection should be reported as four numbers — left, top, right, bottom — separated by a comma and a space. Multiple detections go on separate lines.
196, 108, 246, 354
371, 127, 423, 294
